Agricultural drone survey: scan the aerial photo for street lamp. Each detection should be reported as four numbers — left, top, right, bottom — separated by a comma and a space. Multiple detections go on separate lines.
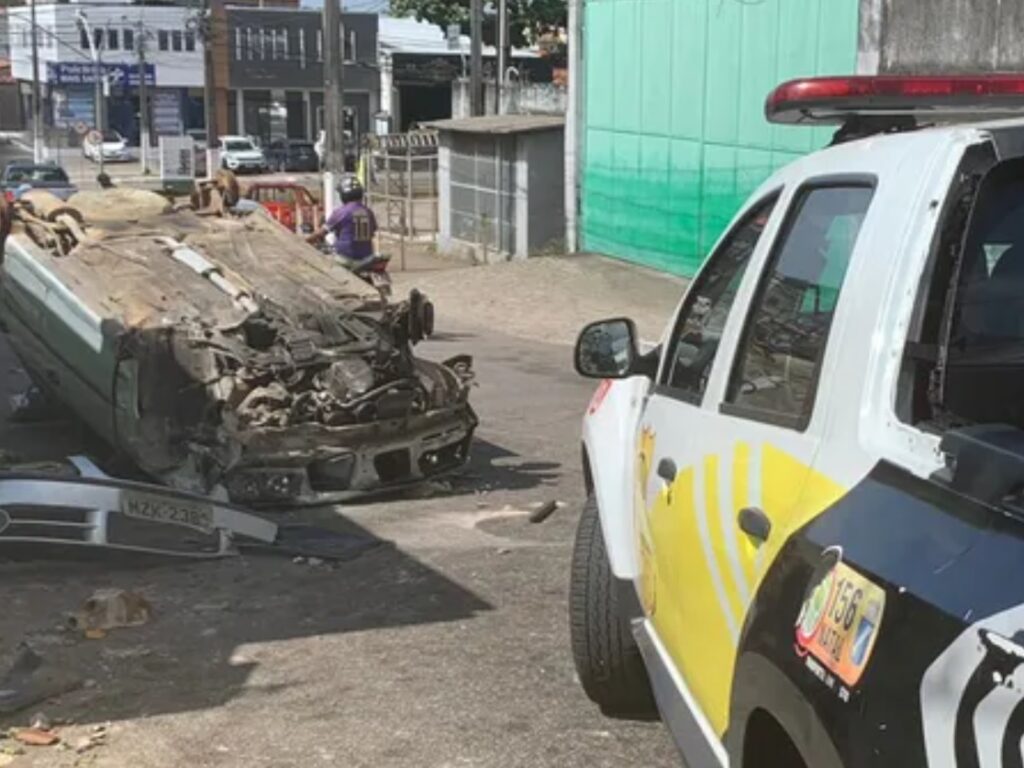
75, 9, 105, 178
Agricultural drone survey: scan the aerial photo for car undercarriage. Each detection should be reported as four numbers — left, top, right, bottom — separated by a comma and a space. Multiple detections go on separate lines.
0, 181, 476, 504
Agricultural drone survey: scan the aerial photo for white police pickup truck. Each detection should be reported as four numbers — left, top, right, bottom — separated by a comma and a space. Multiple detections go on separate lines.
570, 75, 1024, 768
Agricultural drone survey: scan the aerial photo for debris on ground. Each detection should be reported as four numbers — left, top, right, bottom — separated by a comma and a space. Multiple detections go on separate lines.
70, 725, 107, 754
528, 500, 562, 524
68, 590, 152, 635
28, 712, 51, 730
12, 727, 60, 746
0, 644, 81, 715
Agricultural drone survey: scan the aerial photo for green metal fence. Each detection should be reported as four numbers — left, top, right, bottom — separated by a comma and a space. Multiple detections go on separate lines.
580, 0, 859, 275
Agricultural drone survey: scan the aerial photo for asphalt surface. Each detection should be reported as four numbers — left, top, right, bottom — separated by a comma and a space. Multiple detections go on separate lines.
0, 319, 680, 766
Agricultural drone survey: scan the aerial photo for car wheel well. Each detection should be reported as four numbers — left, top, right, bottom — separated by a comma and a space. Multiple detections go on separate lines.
581, 445, 594, 494
743, 709, 807, 768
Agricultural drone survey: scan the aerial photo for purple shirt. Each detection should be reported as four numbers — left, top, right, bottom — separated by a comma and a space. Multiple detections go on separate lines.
325, 201, 377, 261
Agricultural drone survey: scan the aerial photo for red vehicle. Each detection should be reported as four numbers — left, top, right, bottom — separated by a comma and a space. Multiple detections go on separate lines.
244, 182, 322, 233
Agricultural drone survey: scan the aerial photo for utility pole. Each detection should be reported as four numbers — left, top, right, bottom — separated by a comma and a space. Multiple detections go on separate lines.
469, 0, 483, 116
77, 10, 105, 178
29, 0, 42, 162
137, 24, 150, 174
322, 0, 345, 208
201, 0, 220, 168
496, 0, 508, 114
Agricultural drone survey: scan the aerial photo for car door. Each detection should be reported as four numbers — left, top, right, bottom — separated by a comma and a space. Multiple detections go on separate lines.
637, 180, 875, 739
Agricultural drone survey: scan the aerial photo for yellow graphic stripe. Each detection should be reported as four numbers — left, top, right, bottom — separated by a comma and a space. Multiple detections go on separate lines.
648, 465, 737, 735
703, 454, 746, 627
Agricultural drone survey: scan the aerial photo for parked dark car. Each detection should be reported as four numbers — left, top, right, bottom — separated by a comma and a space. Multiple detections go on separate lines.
265, 140, 320, 173
0, 163, 78, 201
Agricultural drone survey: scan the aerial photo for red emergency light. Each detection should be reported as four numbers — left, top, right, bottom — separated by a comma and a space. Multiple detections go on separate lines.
766, 75, 1024, 125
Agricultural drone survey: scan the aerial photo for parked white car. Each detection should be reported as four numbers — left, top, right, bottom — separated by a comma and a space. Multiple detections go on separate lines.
82, 130, 130, 163
218, 135, 267, 174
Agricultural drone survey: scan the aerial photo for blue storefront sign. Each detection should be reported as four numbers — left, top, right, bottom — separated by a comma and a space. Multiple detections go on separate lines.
47, 61, 155, 87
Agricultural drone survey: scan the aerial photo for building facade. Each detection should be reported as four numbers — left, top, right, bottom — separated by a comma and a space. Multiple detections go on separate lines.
577, 0, 858, 276
7, 1, 205, 143
222, 7, 379, 144
576, 0, 1024, 277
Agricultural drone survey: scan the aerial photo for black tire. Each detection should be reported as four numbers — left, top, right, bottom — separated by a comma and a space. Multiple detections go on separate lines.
570, 493, 656, 717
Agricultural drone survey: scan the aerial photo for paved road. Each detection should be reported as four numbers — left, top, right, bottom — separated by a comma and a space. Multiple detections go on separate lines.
0, 319, 679, 767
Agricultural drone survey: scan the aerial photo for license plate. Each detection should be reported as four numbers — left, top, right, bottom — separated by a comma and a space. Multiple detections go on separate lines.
120, 490, 215, 533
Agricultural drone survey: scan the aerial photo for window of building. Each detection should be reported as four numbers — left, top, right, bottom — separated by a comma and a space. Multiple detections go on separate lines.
344, 28, 356, 62
316, 29, 323, 62
93, 28, 103, 50
724, 182, 875, 429
260, 28, 268, 59
299, 28, 306, 68
246, 28, 254, 60
185, 30, 196, 52
235, 28, 242, 60
171, 30, 183, 52
107, 28, 119, 50
280, 28, 288, 59
661, 195, 778, 402
124, 28, 135, 51
158, 30, 169, 51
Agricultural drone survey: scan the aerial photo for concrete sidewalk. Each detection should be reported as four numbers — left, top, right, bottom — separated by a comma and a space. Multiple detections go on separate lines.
391, 252, 688, 347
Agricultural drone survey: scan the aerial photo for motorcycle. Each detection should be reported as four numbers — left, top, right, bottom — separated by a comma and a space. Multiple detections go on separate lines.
317, 233, 393, 298
348, 253, 393, 298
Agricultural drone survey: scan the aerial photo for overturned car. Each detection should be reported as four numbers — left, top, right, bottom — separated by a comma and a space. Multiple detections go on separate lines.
0, 180, 476, 504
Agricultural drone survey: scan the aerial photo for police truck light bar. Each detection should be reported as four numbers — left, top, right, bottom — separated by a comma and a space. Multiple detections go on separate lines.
766, 75, 1024, 125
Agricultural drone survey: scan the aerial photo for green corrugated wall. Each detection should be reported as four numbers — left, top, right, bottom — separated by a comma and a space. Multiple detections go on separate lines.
580, 0, 860, 275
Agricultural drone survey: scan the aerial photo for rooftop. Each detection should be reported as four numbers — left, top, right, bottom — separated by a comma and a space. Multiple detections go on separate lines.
426, 114, 565, 135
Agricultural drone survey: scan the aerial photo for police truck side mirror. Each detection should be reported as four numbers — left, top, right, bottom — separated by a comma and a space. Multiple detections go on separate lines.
574, 318, 641, 379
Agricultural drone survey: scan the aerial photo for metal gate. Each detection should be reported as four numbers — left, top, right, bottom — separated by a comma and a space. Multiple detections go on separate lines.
363, 130, 439, 239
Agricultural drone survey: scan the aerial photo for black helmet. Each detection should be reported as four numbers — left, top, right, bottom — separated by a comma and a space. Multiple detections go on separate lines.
337, 174, 364, 203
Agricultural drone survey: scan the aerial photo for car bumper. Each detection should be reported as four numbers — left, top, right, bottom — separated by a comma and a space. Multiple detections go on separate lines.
225, 160, 266, 172
220, 405, 478, 505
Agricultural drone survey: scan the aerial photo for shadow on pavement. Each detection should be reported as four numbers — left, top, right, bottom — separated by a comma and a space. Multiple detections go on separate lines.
0, 511, 492, 728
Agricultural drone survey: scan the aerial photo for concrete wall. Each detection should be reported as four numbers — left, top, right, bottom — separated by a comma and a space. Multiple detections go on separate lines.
452, 79, 567, 119
862, 0, 1024, 74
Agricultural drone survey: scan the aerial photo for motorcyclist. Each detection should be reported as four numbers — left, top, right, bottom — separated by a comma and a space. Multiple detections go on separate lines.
307, 175, 378, 267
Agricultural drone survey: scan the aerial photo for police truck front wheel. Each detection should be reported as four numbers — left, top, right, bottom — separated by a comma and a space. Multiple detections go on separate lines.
569, 492, 656, 717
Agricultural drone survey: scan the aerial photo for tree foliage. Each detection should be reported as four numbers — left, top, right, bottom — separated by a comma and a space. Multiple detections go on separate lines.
390, 0, 566, 49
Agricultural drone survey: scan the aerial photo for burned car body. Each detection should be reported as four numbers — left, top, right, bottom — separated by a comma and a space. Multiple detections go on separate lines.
0, 186, 476, 504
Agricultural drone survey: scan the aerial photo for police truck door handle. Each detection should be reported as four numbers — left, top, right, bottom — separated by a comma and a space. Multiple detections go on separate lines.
657, 458, 677, 483
738, 506, 771, 543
